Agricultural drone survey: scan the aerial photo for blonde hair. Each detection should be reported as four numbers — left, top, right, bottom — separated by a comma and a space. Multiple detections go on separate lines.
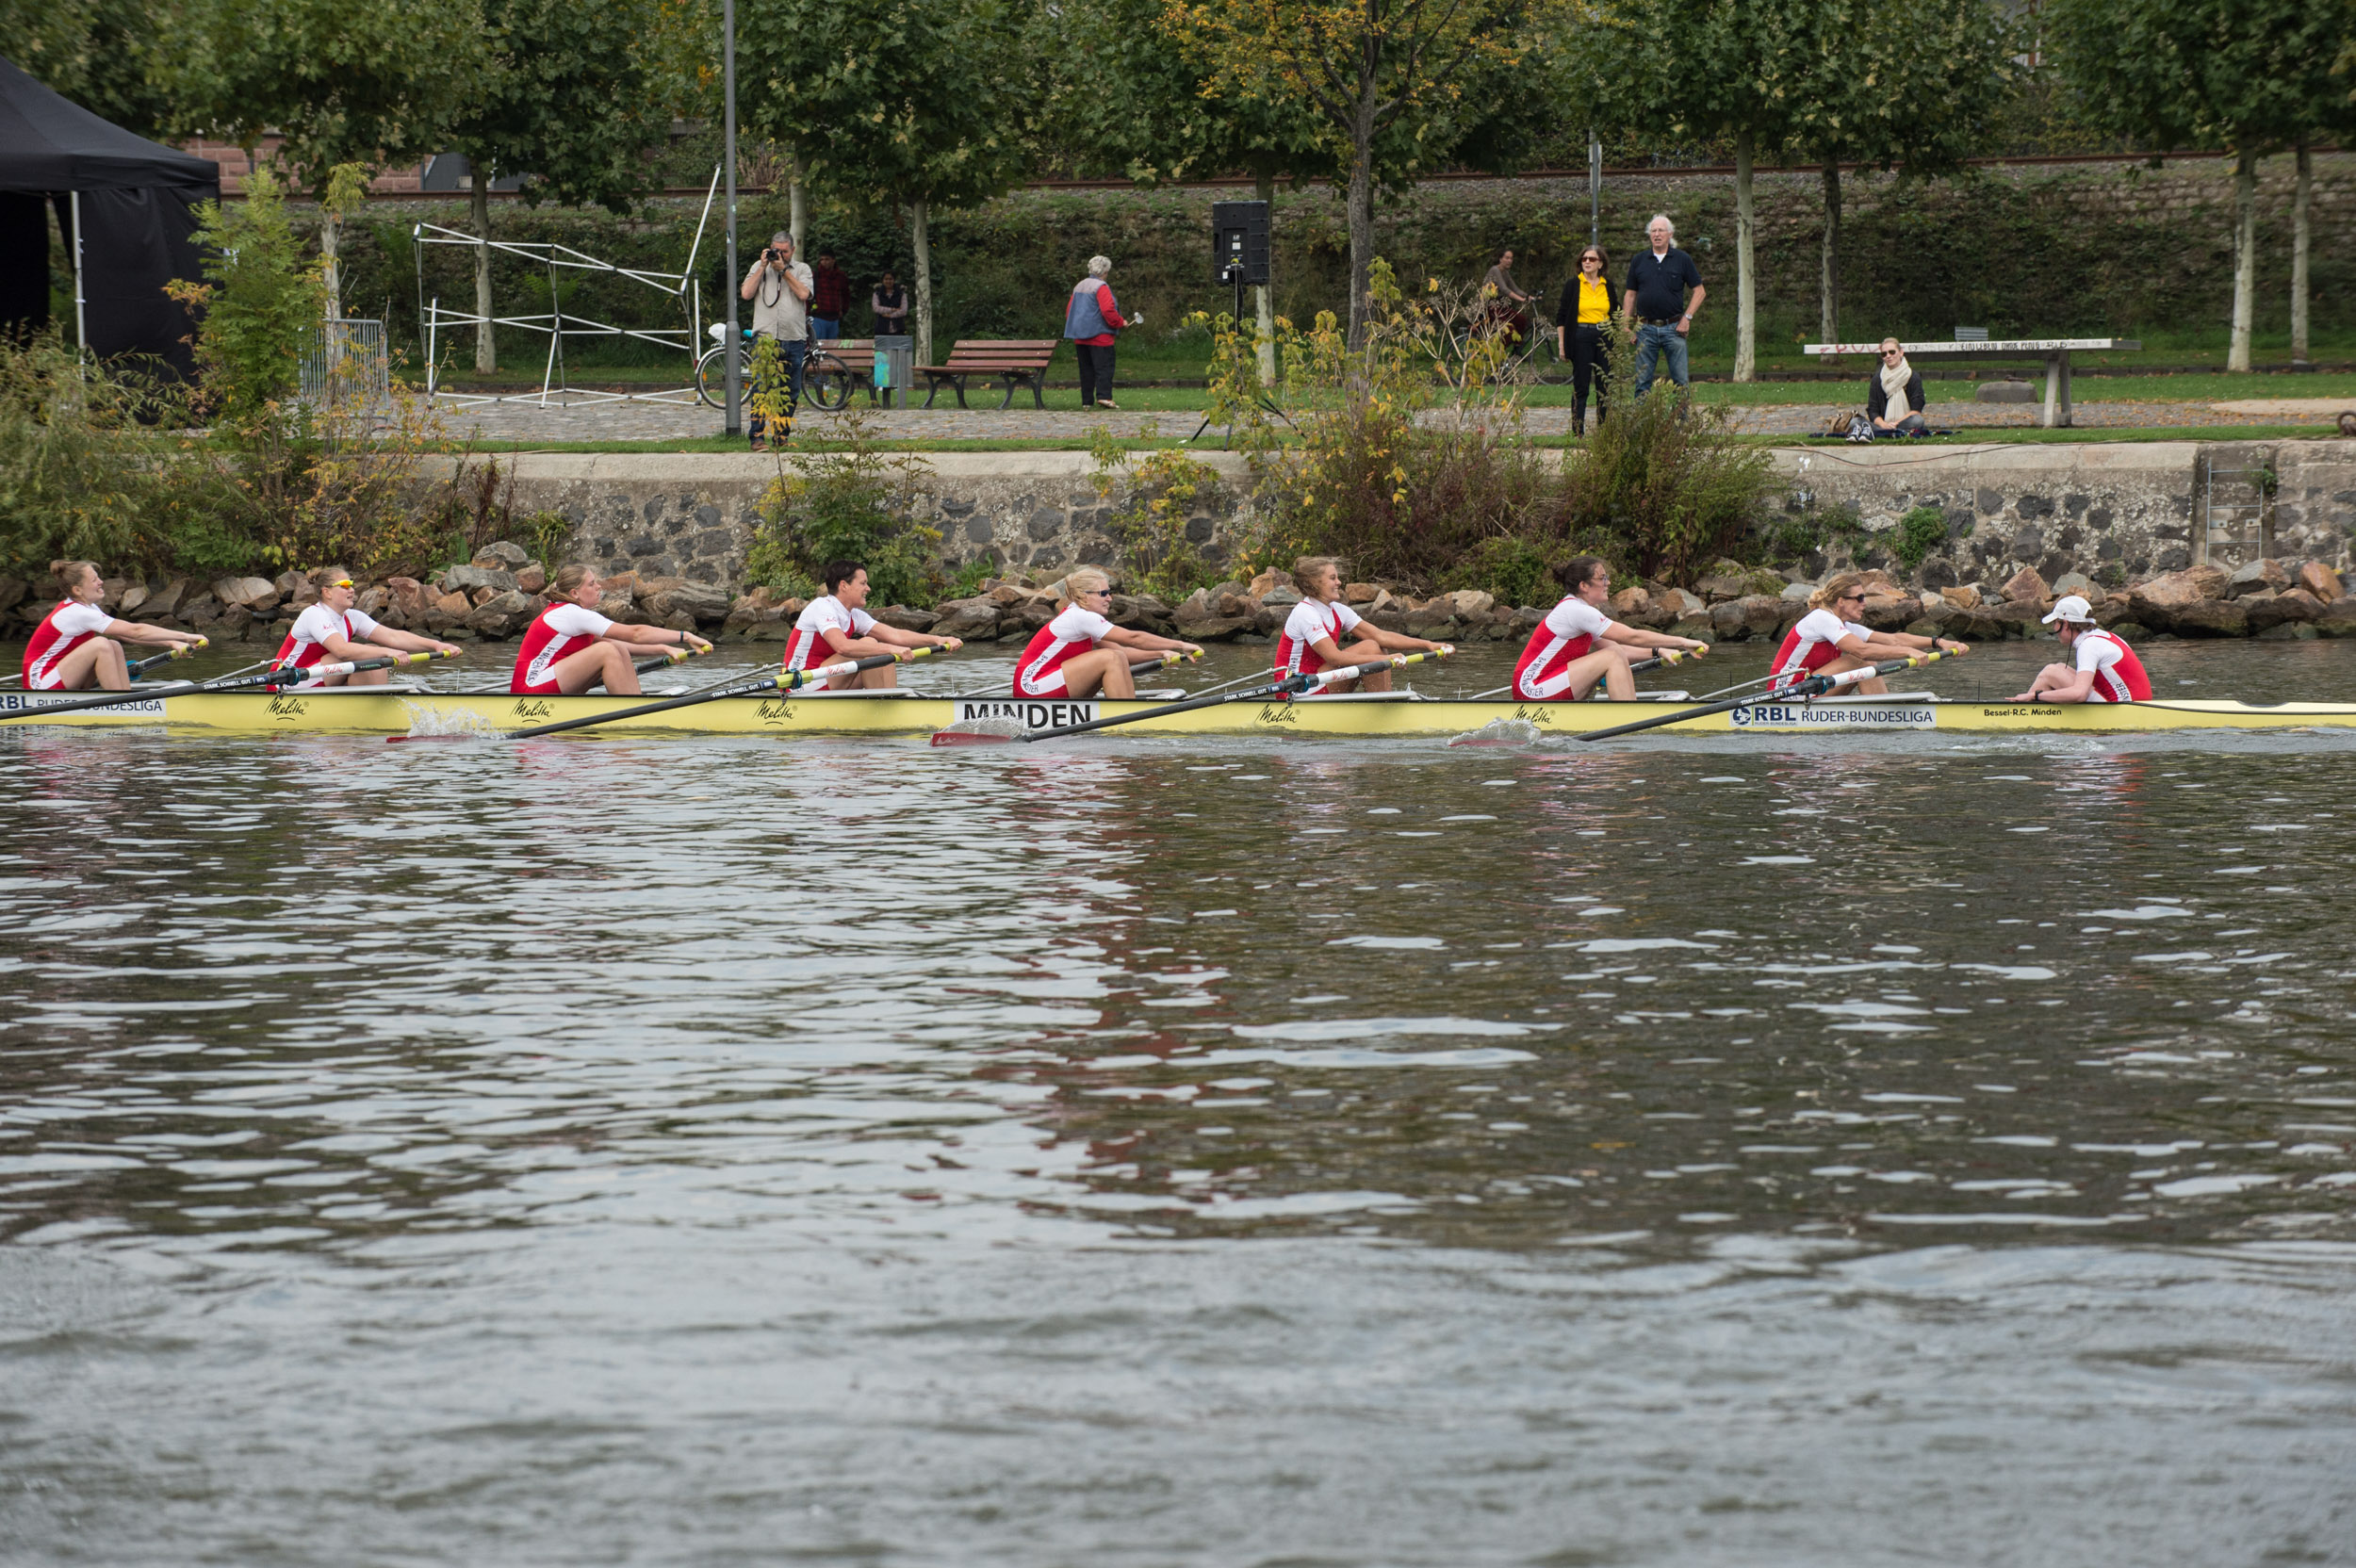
1808, 573, 1868, 611
1293, 556, 1343, 590
551, 564, 599, 600
49, 560, 100, 596
1057, 568, 1110, 606
310, 564, 353, 590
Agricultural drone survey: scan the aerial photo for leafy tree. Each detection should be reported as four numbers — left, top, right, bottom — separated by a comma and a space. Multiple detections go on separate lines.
738, 0, 1040, 367
2048, 0, 2355, 371
441, 0, 672, 370
1159, 0, 1535, 346
1, 0, 183, 139
166, 167, 325, 430
161, 0, 484, 193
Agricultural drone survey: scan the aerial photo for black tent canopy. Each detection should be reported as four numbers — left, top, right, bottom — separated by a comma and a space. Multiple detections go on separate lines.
0, 54, 219, 376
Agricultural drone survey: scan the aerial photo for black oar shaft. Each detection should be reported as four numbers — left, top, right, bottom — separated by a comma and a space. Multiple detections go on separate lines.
1577, 650, 1957, 743
994, 649, 1449, 743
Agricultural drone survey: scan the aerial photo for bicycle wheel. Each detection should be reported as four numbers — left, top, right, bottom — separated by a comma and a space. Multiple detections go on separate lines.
695, 346, 742, 409
802, 351, 851, 412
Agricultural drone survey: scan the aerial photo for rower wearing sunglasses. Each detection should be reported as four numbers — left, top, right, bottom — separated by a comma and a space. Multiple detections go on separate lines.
1013, 568, 1203, 700
1770, 574, 1965, 695
277, 566, 463, 685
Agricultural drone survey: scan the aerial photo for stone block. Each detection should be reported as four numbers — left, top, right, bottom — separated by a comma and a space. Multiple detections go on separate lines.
1656, 587, 1707, 620
2226, 558, 2289, 598
1939, 585, 1982, 610
2247, 588, 2323, 631
2000, 566, 2050, 605
2314, 598, 2356, 638
443, 564, 519, 594
1025, 509, 1064, 542
515, 565, 547, 595
2051, 572, 2096, 599
2297, 560, 2345, 601
1248, 567, 1295, 597
214, 575, 277, 610
1344, 582, 1379, 604
1859, 593, 1918, 631
2169, 598, 2249, 637
1449, 589, 1495, 617
472, 541, 530, 569
875, 606, 939, 632
2129, 564, 2230, 626
465, 590, 537, 637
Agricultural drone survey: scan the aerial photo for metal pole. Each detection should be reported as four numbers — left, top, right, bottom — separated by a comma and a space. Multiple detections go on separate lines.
70, 190, 89, 363
1588, 132, 1601, 250
722, 0, 742, 437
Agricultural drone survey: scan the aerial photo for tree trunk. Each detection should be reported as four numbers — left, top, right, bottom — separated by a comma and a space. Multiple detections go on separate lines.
1818, 156, 1841, 349
1345, 83, 1378, 348
1733, 131, 1756, 384
2292, 140, 2312, 367
911, 195, 932, 368
320, 209, 342, 321
1254, 170, 1276, 384
789, 153, 806, 257
472, 167, 496, 374
2228, 147, 2256, 373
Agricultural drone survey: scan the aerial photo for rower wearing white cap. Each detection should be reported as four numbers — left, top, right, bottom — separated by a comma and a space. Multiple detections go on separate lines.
2014, 595, 2151, 704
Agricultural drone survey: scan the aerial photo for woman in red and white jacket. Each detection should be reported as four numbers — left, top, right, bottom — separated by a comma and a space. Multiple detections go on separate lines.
19, 560, 206, 691
1063, 255, 1136, 411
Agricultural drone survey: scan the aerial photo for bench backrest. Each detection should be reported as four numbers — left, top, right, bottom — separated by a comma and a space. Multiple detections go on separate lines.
945, 338, 1058, 363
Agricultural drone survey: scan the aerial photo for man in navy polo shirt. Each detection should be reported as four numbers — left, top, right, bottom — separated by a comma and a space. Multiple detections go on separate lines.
1621, 214, 1707, 395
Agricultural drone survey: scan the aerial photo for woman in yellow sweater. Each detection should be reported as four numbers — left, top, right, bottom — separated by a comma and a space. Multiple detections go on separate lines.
1555, 245, 1613, 434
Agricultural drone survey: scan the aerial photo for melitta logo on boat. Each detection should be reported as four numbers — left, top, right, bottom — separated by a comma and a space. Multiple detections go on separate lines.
955, 699, 1098, 728
0, 692, 166, 716
756, 698, 794, 723
1728, 703, 1936, 729
1512, 704, 1556, 724
1254, 703, 1300, 727
267, 694, 308, 719
513, 699, 554, 721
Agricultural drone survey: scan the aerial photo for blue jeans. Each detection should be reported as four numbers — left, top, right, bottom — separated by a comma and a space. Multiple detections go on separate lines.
1633, 322, 1689, 394
810, 318, 840, 341
750, 338, 805, 445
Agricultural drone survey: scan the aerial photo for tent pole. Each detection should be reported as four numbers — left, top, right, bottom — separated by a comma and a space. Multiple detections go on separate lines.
69, 189, 88, 368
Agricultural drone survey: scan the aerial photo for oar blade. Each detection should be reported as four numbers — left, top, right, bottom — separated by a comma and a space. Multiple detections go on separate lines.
929, 715, 1030, 746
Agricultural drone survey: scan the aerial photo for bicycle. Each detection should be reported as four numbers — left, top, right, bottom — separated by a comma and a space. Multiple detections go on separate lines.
1451, 286, 1562, 384
695, 326, 851, 413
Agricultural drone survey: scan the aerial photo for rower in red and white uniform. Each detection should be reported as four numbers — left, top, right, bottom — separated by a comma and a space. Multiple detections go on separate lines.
20, 559, 206, 691
512, 564, 711, 695
276, 566, 464, 686
1013, 568, 1202, 700
1513, 556, 1707, 701
2014, 594, 2151, 704
1769, 573, 1965, 695
1277, 556, 1446, 694
783, 560, 963, 690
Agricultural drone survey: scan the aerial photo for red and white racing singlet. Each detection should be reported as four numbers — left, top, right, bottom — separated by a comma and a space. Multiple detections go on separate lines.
1770, 608, 1871, 689
783, 595, 875, 679
512, 602, 616, 694
1512, 596, 1613, 700
22, 599, 111, 690
276, 604, 382, 674
1015, 606, 1113, 698
1275, 598, 1364, 681
2075, 628, 2151, 703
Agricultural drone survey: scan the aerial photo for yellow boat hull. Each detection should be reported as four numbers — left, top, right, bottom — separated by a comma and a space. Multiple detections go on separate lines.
6, 686, 2356, 737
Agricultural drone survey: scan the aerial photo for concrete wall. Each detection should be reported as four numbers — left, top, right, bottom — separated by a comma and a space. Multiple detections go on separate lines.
497, 441, 2356, 601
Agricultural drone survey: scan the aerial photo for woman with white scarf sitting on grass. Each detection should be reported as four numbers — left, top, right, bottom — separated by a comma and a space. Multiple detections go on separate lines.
1868, 337, 1930, 437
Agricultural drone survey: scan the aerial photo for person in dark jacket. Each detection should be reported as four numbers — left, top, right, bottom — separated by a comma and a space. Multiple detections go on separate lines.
1868, 338, 1930, 436
1555, 245, 1612, 434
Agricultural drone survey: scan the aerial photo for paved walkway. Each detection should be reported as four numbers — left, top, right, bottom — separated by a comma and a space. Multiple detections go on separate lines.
432, 390, 2356, 447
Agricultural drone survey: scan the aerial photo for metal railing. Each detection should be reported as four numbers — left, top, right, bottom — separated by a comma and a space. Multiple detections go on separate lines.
301, 318, 390, 407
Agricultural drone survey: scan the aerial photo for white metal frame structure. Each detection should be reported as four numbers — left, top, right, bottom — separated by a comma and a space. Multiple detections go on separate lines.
415, 166, 722, 409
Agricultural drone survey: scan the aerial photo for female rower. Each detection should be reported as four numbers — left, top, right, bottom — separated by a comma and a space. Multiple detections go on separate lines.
2013, 594, 2151, 703
279, 566, 463, 685
21, 560, 206, 691
1013, 568, 1202, 700
1276, 556, 1447, 694
1513, 556, 1708, 701
513, 565, 711, 695
1770, 573, 1966, 695
784, 560, 963, 690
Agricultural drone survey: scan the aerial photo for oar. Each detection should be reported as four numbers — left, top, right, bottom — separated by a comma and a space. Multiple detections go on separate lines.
128, 639, 210, 679
942, 648, 1195, 702
388, 649, 931, 743
0, 652, 451, 724
932, 647, 1453, 745
1576, 649, 1965, 743
459, 642, 709, 694
1466, 645, 1706, 701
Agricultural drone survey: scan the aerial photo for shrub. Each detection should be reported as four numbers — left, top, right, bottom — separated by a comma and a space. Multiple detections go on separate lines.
1889, 504, 1951, 571
746, 404, 941, 606
166, 167, 323, 434
1441, 535, 1553, 608
1088, 426, 1220, 600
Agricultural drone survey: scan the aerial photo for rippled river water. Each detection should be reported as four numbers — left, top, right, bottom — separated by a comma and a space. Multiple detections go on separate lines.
4, 635, 2355, 1565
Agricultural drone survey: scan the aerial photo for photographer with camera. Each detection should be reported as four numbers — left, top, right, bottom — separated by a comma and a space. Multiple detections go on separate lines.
740, 231, 813, 451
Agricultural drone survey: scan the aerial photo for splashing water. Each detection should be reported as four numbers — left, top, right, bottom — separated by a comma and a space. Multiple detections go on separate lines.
1446, 717, 1544, 748
929, 715, 1032, 746
395, 702, 506, 740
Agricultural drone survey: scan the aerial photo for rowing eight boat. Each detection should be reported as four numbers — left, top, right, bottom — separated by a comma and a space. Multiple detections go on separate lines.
4, 684, 2353, 737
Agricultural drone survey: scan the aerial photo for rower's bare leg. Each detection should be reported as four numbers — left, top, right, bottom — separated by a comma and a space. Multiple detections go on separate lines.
1051, 647, 1134, 699
52, 637, 129, 692
2016, 662, 2075, 700
1564, 645, 1635, 700
1815, 653, 1887, 696
1330, 637, 1391, 693
551, 641, 641, 696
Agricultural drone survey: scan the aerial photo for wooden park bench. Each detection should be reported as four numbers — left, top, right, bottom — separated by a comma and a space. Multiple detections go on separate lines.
814, 337, 882, 403
1804, 336, 2143, 429
916, 339, 1059, 410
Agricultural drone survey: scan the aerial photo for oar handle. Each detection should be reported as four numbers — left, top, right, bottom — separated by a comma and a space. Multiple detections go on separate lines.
129, 637, 209, 679
633, 643, 712, 675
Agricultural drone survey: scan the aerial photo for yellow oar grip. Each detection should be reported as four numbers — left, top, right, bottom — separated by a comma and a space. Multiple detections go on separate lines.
906, 645, 936, 662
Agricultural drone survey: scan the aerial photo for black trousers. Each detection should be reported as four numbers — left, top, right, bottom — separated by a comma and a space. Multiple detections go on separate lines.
1570, 323, 1609, 431
1076, 340, 1115, 405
